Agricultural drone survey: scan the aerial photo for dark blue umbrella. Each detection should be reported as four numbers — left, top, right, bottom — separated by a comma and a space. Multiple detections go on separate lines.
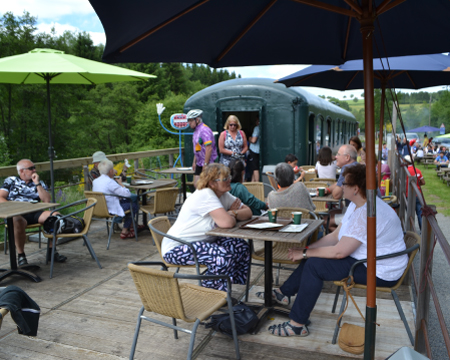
277, 53, 450, 89
408, 125, 441, 133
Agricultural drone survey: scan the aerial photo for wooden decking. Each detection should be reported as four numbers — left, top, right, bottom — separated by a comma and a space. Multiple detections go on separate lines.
0, 221, 414, 359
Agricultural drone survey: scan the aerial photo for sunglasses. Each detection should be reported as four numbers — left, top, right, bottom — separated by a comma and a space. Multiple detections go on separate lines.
23, 166, 36, 171
228, 123, 237, 127
214, 176, 231, 182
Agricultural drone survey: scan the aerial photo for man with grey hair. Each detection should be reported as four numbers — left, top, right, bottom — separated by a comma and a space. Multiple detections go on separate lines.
322, 144, 357, 200
267, 162, 315, 210
0, 159, 67, 266
93, 159, 140, 239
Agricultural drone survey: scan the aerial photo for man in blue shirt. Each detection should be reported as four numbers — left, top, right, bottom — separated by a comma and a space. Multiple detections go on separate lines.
248, 117, 261, 182
434, 152, 449, 169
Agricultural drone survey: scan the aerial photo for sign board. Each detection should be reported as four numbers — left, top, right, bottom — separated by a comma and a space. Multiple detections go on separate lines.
170, 113, 189, 130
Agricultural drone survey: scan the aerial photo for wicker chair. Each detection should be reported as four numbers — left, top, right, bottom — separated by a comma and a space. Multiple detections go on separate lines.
311, 177, 337, 185
304, 181, 328, 189
299, 165, 315, 171
265, 172, 279, 189
84, 191, 138, 249
331, 231, 420, 346
251, 207, 318, 285
242, 181, 274, 201
4, 223, 42, 254
128, 262, 240, 360
140, 188, 179, 219
303, 172, 317, 182
43, 198, 102, 279
312, 199, 328, 215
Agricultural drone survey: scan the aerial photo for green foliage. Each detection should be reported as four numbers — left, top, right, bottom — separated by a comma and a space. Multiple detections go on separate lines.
0, 11, 239, 176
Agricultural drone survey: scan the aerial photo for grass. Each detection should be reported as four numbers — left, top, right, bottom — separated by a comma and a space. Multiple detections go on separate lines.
415, 163, 450, 217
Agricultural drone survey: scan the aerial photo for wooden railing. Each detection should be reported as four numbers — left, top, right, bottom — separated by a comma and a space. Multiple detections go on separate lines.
391, 151, 450, 358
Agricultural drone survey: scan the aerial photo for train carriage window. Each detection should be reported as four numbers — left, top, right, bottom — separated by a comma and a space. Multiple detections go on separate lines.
342, 121, 347, 144
326, 119, 331, 147
333, 120, 338, 148
315, 117, 323, 147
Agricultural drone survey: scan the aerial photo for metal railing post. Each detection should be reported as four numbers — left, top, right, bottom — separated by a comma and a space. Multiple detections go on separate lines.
83, 165, 91, 191
406, 173, 415, 232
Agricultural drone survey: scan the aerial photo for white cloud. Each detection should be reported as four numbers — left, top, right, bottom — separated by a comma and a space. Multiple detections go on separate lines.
2, 0, 95, 20
36, 22, 105, 46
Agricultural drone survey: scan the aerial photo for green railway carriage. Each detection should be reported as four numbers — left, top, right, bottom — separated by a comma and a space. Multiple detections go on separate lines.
183, 78, 356, 168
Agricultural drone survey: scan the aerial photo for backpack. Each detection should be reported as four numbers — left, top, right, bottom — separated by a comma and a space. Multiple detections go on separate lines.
43, 215, 85, 235
205, 302, 258, 337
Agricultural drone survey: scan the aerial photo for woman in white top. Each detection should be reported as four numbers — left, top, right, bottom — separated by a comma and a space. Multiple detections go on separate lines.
315, 146, 337, 178
264, 163, 407, 337
162, 163, 252, 291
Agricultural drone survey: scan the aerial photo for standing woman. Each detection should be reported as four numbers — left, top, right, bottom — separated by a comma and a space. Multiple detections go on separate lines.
219, 115, 248, 167
161, 163, 252, 291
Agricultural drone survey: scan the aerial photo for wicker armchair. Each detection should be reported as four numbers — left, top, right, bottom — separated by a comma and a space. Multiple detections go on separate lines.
304, 181, 328, 189
43, 198, 102, 279
140, 188, 179, 218
128, 262, 240, 360
264, 172, 278, 189
251, 207, 319, 285
303, 172, 317, 182
84, 191, 138, 249
242, 181, 273, 201
331, 231, 420, 346
311, 177, 337, 185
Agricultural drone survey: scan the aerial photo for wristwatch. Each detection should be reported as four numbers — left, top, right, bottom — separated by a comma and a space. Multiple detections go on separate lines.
35, 183, 42, 187
302, 248, 308, 259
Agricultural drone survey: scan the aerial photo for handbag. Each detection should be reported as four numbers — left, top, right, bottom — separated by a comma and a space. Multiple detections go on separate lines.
43, 215, 85, 235
205, 302, 258, 337
336, 276, 366, 355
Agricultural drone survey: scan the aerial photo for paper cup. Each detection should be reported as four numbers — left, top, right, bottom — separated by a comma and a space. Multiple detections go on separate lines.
268, 208, 278, 223
126, 175, 132, 184
318, 187, 326, 196
292, 211, 302, 224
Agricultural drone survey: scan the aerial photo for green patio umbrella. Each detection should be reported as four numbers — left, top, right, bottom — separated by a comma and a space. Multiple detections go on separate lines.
0, 48, 156, 201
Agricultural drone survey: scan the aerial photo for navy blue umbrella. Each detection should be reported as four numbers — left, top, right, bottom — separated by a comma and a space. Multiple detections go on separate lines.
277, 53, 450, 90
408, 125, 441, 133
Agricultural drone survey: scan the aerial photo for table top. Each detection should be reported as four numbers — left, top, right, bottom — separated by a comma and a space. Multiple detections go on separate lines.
311, 193, 341, 202
160, 167, 195, 175
0, 202, 59, 219
125, 178, 177, 190
206, 218, 323, 245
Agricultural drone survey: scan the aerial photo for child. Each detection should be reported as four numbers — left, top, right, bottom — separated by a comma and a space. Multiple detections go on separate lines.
284, 153, 305, 183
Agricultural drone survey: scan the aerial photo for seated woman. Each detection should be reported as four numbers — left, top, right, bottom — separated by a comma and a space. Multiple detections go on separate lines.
92, 159, 140, 239
267, 163, 315, 211
161, 163, 253, 291
265, 163, 407, 337
229, 159, 268, 215
315, 146, 337, 178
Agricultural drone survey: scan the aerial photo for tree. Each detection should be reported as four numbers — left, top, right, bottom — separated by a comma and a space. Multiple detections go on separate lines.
353, 97, 358, 102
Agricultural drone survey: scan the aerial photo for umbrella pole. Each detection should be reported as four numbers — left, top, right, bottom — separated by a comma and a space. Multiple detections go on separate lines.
45, 76, 56, 203
361, 4, 377, 359
377, 84, 386, 190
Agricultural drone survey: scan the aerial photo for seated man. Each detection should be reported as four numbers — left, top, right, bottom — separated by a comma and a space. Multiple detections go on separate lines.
0, 159, 67, 266
92, 159, 139, 239
322, 144, 358, 201
89, 151, 107, 186
434, 151, 449, 169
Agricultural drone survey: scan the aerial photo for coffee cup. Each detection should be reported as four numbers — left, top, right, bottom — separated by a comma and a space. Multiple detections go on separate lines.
268, 208, 278, 223
126, 175, 132, 184
292, 211, 302, 224
318, 187, 326, 196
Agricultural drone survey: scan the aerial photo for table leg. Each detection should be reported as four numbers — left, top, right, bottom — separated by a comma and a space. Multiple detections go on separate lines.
0, 218, 41, 283
140, 190, 148, 226
264, 241, 273, 307
182, 174, 187, 202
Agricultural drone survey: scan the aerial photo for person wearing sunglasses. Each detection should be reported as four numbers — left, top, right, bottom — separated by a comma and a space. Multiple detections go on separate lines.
161, 163, 252, 291
0, 159, 67, 267
218, 115, 248, 167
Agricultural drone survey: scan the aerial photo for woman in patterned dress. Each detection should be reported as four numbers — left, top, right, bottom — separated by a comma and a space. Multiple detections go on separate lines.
218, 115, 249, 167
161, 163, 252, 291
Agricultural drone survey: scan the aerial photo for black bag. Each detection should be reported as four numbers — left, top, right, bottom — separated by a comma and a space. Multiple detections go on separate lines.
205, 302, 258, 336
43, 215, 85, 235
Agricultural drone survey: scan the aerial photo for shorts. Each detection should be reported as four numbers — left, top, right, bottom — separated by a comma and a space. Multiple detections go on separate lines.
194, 165, 203, 176
247, 150, 260, 172
22, 211, 44, 225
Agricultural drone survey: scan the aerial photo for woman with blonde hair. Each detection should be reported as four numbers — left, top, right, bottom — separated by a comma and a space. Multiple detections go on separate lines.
219, 115, 248, 167
162, 163, 252, 291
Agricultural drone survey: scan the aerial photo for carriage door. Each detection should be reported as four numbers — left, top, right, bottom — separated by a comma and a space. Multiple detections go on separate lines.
308, 114, 317, 164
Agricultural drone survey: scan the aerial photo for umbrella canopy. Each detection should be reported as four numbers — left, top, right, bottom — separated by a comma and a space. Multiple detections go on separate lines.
0, 48, 155, 84
89, 0, 450, 66
88, 1, 450, 357
0, 48, 155, 201
277, 53, 450, 90
408, 125, 441, 133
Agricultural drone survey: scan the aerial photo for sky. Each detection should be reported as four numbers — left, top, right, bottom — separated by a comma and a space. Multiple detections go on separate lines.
2, 1, 447, 100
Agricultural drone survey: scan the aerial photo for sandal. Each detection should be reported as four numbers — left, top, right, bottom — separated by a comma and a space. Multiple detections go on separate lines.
46, 251, 67, 263
268, 321, 309, 337
18, 255, 28, 267
256, 289, 291, 306
120, 230, 135, 239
